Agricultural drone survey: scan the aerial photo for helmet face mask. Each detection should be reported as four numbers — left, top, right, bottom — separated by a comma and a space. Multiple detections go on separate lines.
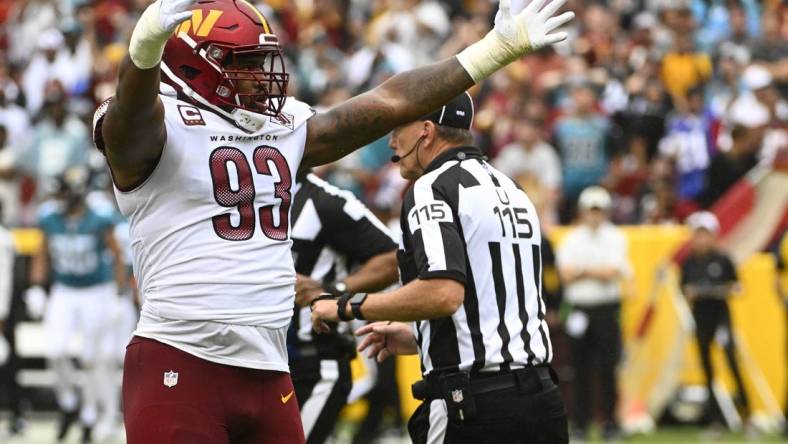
208, 42, 288, 116
161, 0, 288, 125
57, 166, 90, 212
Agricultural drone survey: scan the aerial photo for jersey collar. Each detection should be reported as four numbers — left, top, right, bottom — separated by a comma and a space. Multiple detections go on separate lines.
424, 145, 485, 174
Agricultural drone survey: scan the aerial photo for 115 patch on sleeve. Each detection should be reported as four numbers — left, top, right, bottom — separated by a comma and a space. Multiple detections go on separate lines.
408, 201, 453, 233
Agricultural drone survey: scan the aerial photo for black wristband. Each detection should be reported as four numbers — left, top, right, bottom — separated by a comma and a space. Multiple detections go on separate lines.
337, 293, 353, 321
350, 293, 368, 320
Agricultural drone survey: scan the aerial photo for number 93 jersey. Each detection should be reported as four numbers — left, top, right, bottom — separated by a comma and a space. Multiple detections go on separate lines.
111, 93, 315, 329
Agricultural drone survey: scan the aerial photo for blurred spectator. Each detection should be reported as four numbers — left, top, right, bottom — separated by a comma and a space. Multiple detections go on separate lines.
557, 186, 631, 441
21, 28, 66, 115
622, 80, 669, 161
659, 31, 712, 111
707, 41, 749, 119
6, 0, 61, 64
741, 65, 788, 165
0, 88, 30, 150
751, 11, 787, 63
57, 19, 94, 97
367, 0, 450, 69
698, 124, 760, 208
680, 211, 750, 430
493, 118, 562, 226
16, 90, 89, 195
553, 84, 617, 222
0, 124, 20, 226
658, 86, 714, 205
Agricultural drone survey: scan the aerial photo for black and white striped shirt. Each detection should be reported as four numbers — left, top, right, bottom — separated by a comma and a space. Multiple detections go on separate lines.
398, 146, 552, 376
287, 173, 397, 358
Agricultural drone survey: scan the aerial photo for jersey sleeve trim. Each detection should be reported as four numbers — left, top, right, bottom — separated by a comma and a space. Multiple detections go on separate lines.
418, 270, 467, 286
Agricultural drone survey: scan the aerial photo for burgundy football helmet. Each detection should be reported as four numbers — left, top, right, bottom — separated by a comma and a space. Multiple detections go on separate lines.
161, 0, 288, 121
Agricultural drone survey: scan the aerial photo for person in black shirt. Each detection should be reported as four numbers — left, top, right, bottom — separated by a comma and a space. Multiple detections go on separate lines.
680, 211, 749, 428
288, 172, 399, 444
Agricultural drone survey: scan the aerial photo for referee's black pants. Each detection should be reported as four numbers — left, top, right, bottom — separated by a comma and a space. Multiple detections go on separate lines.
692, 299, 749, 423
568, 302, 621, 432
291, 357, 352, 444
408, 370, 568, 443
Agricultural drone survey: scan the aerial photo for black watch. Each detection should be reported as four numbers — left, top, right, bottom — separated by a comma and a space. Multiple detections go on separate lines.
349, 293, 368, 320
337, 293, 354, 321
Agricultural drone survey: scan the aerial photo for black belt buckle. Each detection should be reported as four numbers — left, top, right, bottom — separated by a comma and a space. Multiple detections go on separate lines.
440, 372, 476, 422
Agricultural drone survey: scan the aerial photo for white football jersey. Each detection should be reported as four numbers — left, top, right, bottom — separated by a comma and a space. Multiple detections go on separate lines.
114, 93, 315, 330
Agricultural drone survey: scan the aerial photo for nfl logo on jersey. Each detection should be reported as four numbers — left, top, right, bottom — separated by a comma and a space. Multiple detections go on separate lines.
163, 370, 179, 388
451, 389, 464, 403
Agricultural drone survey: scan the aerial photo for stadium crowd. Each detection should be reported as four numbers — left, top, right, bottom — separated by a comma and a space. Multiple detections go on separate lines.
0, 0, 785, 229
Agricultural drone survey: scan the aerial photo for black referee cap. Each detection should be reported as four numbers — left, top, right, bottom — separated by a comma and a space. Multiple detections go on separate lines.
422, 92, 474, 130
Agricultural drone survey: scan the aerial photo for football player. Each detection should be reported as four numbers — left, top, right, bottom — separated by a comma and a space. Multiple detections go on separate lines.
24, 166, 127, 443
94, 0, 574, 441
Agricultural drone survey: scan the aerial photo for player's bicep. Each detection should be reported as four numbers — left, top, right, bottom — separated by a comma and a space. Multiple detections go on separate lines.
303, 92, 397, 168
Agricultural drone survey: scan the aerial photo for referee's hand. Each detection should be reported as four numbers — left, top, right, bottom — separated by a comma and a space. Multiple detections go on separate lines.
355, 322, 418, 363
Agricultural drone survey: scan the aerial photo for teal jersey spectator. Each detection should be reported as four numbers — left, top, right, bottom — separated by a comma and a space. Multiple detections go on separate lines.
553, 115, 611, 199
16, 114, 89, 188
39, 206, 115, 287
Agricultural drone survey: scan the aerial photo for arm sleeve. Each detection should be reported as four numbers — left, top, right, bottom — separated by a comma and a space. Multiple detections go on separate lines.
403, 180, 466, 284
320, 192, 397, 262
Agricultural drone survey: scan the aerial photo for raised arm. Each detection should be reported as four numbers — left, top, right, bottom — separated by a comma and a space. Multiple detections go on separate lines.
303, 0, 574, 167
101, 0, 194, 190
302, 59, 473, 167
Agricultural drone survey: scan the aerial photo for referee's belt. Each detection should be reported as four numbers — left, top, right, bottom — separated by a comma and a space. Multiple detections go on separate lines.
411, 365, 555, 401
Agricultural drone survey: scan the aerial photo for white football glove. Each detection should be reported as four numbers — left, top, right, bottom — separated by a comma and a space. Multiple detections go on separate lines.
157, 0, 197, 33
129, 0, 196, 69
457, 0, 575, 82
24, 286, 47, 320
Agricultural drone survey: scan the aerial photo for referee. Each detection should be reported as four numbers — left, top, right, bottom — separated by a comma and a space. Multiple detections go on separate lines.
288, 171, 399, 444
311, 93, 567, 443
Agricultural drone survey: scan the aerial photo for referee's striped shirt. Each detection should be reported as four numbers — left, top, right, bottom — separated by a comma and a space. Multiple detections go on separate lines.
398, 145, 552, 376
288, 173, 397, 356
